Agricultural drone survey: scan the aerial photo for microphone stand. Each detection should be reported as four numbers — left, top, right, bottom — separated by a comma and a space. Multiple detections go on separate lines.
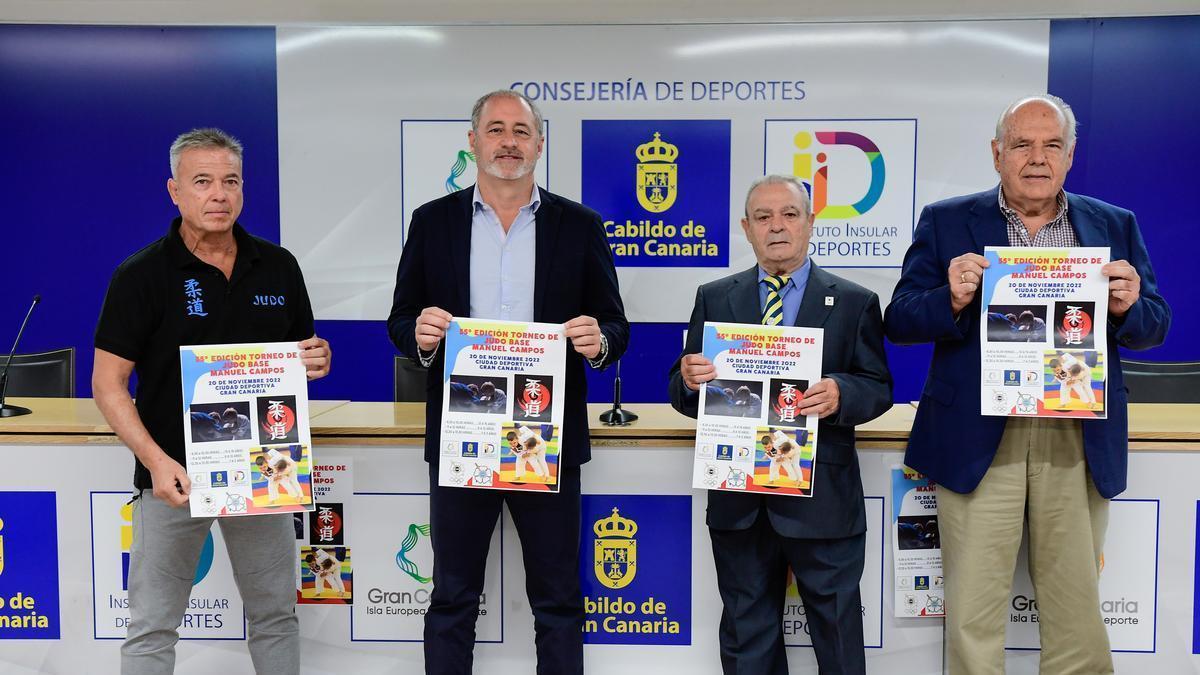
598, 359, 638, 426
0, 295, 42, 418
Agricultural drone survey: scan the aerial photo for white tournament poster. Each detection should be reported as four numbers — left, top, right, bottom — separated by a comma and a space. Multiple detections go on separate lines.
179, 341, 315, 517
438, 317, 567, 493
891, 466, 943, 618
979, 247, 1110, 419
297, 458, 354, 605
693, 322, 823, 497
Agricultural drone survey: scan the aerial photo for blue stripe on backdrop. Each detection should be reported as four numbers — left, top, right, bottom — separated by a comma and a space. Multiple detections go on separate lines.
1049, 16, 1199, 361
0, 25, 279, 398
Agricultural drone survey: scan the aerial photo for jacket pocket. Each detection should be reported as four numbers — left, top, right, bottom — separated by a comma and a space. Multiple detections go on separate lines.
921, 377, 956, 407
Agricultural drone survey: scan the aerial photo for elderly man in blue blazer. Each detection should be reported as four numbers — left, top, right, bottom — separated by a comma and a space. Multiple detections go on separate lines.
886, 94, 1170, 675
670, 175, 893, 675
388, 90, 628, 675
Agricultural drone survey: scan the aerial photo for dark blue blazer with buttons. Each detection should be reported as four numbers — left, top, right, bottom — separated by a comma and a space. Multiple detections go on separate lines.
669, 263, 893, 539
884, 187, 1171, 499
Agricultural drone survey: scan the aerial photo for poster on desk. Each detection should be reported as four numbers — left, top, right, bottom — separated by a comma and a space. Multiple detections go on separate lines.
438, 317, 567, 493
891, 466, 943, 617
297, 458, 353, 604
180, 341, 315, 517
978, 246, 1109, 418
692, 322, 823, 497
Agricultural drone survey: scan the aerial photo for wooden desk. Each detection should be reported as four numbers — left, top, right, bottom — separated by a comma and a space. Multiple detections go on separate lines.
2, 399, 1197, 450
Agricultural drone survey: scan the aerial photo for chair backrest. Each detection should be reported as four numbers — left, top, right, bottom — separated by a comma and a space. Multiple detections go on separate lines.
0, 347, 75, 398
394, 356, 428, 403
1121, 359, 1200, 403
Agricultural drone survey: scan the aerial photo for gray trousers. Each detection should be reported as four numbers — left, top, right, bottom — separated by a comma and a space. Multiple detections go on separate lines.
121, 490, 300, 675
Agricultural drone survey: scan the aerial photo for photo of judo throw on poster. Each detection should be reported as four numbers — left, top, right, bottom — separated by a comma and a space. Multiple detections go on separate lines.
978, 247, 1109, 419
499, 422, 559, 485
439, 317, 567, 493
753, 427, 814, 490
180, 341, 316, 517
299, 546, 353, 603
250, 445, 313, 508
693, 322, 823, 498
1043, 350, 1105, 412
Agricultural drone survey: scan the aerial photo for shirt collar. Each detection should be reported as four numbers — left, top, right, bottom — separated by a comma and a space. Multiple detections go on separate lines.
997, 186, 1069, 224
166, 217, 260, 269
471, 183, 541, 215
757, 257, 812, 288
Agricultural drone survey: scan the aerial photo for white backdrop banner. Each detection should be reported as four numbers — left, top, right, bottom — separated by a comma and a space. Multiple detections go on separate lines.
350, 493, 503, 642
276, 21, 1049, 322
1005, 499, 1159, 652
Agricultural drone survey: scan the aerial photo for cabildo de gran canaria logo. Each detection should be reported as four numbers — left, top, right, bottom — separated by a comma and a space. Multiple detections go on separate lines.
0, 492, 60, 638
582, 119, 730, 268
395, 523, 432, 584
594, 508, 637, 589
635, 132, 678, 213
579, 495, 690, 645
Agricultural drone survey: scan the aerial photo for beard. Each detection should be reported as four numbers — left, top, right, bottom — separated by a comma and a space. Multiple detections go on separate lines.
479, 153, 537, 181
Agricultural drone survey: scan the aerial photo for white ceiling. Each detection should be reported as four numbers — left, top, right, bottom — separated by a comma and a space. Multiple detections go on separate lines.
1, 0, 1197, 26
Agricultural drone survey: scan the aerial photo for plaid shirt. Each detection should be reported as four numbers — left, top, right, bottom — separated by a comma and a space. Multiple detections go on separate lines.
999, 187, 1079, 247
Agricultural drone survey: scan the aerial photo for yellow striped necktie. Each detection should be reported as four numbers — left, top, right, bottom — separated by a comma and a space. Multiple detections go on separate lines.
762, 274, 790, 325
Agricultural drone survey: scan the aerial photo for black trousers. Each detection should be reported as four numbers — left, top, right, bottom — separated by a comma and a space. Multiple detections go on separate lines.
709, 505, 866, 675
423, 463, 584, 675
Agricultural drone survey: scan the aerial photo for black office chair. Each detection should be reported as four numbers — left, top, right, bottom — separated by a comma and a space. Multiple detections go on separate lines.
1121, 359, 1200, 403
394, 356, 428, 403
0, 347, 75, 397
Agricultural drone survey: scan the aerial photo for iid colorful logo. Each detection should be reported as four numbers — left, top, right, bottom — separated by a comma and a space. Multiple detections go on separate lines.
764, 119, 916, 268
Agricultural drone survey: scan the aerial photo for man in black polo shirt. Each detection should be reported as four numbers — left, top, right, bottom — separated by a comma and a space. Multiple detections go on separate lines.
93, 128, 331, 675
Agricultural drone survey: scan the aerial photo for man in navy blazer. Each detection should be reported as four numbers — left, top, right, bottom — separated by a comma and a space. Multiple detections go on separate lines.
886, 95, 1169, 675
388, 90, 628, 675
669, 175, 892, 675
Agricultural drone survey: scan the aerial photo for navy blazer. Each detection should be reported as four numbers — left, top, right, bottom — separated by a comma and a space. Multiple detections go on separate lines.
387, 186, 629, 467
885, 187, 1171, 498
669, 264, 893, 539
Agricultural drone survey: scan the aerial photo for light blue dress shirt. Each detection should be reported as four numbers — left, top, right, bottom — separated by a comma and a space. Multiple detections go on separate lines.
757, 257, 812, 326
469, 184, 540, 321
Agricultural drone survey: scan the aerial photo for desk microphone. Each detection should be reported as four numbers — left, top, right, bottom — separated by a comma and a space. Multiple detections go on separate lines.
598, 359, 638, 426
0, 294, 41, 418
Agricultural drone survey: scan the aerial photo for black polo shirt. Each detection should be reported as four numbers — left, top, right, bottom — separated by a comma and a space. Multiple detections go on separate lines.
95, 218, 315, 490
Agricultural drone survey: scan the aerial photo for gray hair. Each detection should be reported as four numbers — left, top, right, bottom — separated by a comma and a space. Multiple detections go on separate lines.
744, 174, 813, 217
994, 94, 1077, 149
470, 89, 544, 138
169, 128, 244, 178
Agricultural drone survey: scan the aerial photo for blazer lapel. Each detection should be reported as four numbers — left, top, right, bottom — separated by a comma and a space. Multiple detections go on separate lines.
726, 267, 763, 325
793, 264, 837, 329
967, 186, 1009, 253
533, 189, 563, 320
450, 189, 474, 315
1066, 192, 1110, 248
